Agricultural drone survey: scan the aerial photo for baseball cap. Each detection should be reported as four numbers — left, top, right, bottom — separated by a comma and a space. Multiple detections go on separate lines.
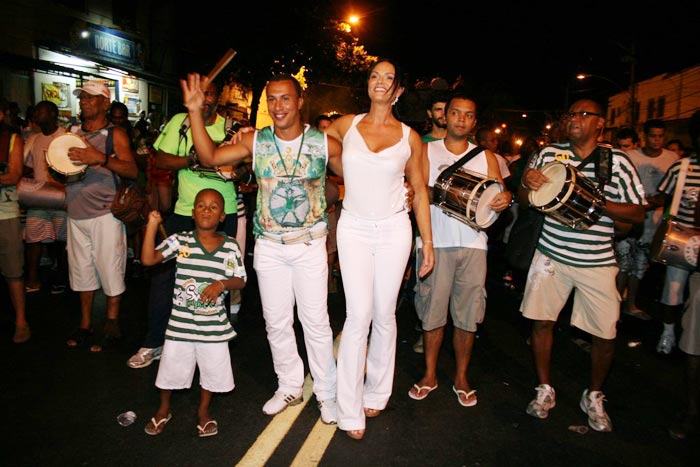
73, 81, 110, 99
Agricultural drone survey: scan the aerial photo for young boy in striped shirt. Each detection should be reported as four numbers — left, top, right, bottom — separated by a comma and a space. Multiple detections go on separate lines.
141, 188, 246, 438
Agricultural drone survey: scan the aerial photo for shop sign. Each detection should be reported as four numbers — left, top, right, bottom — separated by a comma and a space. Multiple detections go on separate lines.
81, 24, 144, 69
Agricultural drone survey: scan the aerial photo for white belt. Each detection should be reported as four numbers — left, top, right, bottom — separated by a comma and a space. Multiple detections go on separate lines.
259, 227, 327, 245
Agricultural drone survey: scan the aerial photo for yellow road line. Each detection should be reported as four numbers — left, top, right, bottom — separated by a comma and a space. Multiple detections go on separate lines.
235, 375, 314, 467
290, 419, 337, 467
235, 333, 343, 467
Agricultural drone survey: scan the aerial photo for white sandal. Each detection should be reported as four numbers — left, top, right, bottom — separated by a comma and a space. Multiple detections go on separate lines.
144, 413, 172, 435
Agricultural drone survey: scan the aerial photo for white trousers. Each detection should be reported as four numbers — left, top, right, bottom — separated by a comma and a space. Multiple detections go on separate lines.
336, 210, 412, 430
253, 236, 337, 401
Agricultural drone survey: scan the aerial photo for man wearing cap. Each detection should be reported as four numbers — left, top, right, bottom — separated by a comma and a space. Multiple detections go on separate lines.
64, 80, 138, 352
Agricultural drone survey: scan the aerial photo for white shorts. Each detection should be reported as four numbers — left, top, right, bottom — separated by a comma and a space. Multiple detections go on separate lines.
155, 340, 234, 393
67, 213, 126, 296
520, 250, 620, 339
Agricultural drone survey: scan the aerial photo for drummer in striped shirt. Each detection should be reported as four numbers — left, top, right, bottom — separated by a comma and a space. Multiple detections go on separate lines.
518, 99, 645, 433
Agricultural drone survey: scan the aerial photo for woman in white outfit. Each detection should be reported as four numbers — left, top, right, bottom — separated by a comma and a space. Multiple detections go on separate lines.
325, 58, 435, 440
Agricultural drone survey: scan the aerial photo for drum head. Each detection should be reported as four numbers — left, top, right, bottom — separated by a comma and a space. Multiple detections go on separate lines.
47, 133, 88, 175
529, 162, 566, 208
473, 182, 503, 228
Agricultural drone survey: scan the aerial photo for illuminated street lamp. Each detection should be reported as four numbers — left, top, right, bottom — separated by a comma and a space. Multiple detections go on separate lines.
576, 73, 625, 91
576, 73, 634, 125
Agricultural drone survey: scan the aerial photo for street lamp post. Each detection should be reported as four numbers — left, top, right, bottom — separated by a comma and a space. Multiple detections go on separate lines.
576, 73, 632, 125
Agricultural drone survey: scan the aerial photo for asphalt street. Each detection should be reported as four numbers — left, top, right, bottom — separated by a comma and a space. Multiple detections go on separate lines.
1, 246, 699, 467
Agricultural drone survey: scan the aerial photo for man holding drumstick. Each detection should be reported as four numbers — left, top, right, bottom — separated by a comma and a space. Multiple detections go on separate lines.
518, 99, 645, 432
126, 77, 240, 369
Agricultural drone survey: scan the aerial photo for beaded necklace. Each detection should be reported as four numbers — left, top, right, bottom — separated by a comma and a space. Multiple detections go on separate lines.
272, 129, 306, 180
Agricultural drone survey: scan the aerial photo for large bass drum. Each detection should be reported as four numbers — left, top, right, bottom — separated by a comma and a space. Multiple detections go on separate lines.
432, 167, 503, 231
46, 133, 88, 184
528, 161, 605, 230
17, 178, 66, 209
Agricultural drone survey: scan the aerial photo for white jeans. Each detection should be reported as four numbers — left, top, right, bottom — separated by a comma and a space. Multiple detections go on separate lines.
253, 236, 337, 401
336, 210, 412, 430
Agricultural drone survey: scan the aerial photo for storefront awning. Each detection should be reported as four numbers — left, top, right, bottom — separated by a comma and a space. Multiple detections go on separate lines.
0, 52, 115, 81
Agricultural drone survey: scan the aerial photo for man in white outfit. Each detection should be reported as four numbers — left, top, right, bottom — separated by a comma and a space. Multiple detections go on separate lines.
181, 72, 342, 424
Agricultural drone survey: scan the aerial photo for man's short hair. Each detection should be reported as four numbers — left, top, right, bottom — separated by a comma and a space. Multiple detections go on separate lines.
643, 119, 666, 134
268, 74, 303, 97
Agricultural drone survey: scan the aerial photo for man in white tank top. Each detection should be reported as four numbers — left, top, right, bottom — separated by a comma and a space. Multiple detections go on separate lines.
409, 94, 511, 407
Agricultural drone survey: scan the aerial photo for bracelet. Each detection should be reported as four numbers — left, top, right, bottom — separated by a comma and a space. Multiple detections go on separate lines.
423, 240, 433, 244
520, 179, 529, 190
217, 280, 226, 291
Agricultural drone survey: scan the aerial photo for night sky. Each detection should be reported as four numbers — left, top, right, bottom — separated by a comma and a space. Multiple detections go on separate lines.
330, 0, 700, 111
178, 0, 699, 113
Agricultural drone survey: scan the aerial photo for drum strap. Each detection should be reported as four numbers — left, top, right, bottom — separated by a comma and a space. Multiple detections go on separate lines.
594, 143, 613, 192
438, 145, 485, 182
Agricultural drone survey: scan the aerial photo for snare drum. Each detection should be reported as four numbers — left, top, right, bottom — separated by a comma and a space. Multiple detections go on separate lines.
528, 161, 605, 230
46, 133, 88, 184
432, 167, 503, 231
650, 218, 700, 270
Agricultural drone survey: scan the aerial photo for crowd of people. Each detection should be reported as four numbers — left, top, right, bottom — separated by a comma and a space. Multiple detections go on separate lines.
3, 57, 700, 442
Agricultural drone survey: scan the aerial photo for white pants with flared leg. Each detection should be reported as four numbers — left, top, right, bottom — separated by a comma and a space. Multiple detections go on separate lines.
253, 236, 337, 401
336, 210, 412, 430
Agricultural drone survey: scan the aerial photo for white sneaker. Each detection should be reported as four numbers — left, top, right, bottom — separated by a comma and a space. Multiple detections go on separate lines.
526, 384, 556, 419
127, 347, 162, 369
580, 389, 613, 432
262, 391, 302, 415
656, 328, 676, 355
318, 398, 337, 424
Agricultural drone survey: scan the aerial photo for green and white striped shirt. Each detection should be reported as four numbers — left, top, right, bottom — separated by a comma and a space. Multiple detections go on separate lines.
158, 231, 246, 343
657, 152, 700, 228
532, 143, 646, 267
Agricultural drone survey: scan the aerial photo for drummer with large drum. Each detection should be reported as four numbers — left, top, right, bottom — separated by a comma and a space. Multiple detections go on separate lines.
518, 99, 645, 432
63, 80, 138, 351
21, 100, 70, 294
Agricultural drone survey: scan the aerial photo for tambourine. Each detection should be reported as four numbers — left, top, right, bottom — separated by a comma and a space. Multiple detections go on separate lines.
46, 133, 88, 184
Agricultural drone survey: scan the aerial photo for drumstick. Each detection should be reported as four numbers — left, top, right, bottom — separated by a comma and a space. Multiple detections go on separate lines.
158, 224, 168, 241
205, 49, 237, 87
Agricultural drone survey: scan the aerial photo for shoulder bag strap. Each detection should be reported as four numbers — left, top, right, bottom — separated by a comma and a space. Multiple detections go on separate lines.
669, 157, 691, 217
438, 145, 485, 182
